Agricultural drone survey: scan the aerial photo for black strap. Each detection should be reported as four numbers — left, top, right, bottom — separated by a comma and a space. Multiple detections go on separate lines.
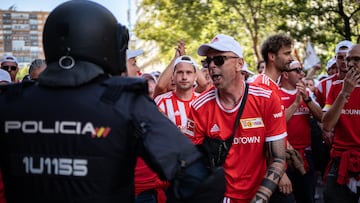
227, 82, 249, 142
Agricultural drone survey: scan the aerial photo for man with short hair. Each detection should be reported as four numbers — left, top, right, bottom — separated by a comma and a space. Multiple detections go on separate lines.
1, 55, 19, 82
184, 34, 287, 202
253, 33, 295, 202
29, 59, 47, 80
322, 44, 360, 203
155, 55, 199, 132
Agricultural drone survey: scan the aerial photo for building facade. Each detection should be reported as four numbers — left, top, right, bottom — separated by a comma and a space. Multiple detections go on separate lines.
0, 9, 48, 66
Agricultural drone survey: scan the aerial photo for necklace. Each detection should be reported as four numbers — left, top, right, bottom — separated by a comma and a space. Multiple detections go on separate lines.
233, 86, 243, 106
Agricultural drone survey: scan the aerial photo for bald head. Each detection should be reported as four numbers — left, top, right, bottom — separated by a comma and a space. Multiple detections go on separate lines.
346, 44, 360, 71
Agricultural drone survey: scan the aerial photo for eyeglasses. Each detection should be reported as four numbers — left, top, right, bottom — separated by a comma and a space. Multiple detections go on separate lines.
205, 55, 239, 67
285, 67, 303, 74
1, 65, 17, 71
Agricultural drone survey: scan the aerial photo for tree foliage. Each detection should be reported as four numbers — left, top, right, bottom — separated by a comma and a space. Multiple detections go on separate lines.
134, 0, 360, 71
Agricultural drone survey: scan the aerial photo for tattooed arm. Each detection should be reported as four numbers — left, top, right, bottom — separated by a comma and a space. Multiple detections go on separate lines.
251, 138, 286, 203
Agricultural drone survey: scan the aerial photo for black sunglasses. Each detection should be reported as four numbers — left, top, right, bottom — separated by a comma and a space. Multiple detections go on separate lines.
205, 55, 238, 67
1, 65, 17, 71
285, 67, 303, 74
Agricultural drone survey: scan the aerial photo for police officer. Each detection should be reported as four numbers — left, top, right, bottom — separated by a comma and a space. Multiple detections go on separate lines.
0, 1, 224, 202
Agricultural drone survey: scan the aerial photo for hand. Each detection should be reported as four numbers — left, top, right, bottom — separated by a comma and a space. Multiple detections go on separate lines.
174, 40, 186, 58
278, 173, 292, 195
296, 81, 308, 100
323, 130, 333, 147
341, 68, 360, 97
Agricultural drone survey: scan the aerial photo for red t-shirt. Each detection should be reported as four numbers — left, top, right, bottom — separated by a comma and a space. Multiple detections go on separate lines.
155, 91, 199, 128
323, 80, 360, 152
279, 88, 311, 150
184, 83, 287, 202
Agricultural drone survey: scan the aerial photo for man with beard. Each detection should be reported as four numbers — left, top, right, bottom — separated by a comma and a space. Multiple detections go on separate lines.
252, 34, 295, 203
322, 44, 360, 202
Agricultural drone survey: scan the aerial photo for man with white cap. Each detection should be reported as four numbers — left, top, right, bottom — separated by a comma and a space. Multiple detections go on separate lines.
315, 41, 353, 109
322, 44, 360, 203
184, 34, 287, 202
326, 57, 338, 76
279, 60, 323, 203
241, 62, 254, 81
0, 55, 19, 82
155, 55, 199, 133
127, 49, 144, 77
314, 57, 337, 108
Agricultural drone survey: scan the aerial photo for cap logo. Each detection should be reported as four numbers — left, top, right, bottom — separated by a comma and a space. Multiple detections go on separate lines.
211, 37, 219, 43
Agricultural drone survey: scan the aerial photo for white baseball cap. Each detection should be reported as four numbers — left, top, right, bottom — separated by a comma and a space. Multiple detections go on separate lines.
1, 55, 18, 65
326, 58, 336, 70
141, 72, 157, 84
335, 40, 353, 54
242, 62, 254, 75
173, 55, 197, 69
198, 34, 243, 57
0, 69, 11, 83
289, 60, 301, 68
126, 49, 144, 60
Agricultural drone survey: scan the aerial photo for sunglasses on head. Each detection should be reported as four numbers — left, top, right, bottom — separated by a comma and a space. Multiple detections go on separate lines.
285, 67, 303, 74
1, 65, 17, 71
205, 55, 238, 67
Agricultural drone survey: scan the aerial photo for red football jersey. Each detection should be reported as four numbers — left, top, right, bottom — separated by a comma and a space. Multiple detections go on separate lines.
184, 83, 287, 202
155, 91, 199, 128
324, 81, 360, 151
315, 74, 338, 108
279, 88, 311, 150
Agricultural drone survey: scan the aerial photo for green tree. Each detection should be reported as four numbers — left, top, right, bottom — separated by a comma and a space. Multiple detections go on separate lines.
277, 0, 360, 57
134, 0, 359, 71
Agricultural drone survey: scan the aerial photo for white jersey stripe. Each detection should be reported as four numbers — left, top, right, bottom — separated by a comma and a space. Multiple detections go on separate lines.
165, 99, 176, 124
223, 197, 231, 203
192, 90, 215, 107
194, 96, 216, 110
249, 85, 272, 94
192, 91, 216, 109
248, 91, 271, 98
177, 100, 187, 127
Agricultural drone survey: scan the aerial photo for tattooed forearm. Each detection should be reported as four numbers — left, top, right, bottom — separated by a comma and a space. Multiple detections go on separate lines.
253, 139, 286, 202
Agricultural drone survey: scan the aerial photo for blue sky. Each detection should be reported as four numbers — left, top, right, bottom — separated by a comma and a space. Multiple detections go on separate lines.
0, 0, 135, 27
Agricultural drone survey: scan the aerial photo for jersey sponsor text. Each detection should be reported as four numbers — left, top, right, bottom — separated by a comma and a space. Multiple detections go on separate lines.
233, 136, 261, 144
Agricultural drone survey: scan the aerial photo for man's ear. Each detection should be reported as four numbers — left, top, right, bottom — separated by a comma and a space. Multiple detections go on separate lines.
268, 52, 275, 62
236, 58, 244, 72
282, 72, 289, 79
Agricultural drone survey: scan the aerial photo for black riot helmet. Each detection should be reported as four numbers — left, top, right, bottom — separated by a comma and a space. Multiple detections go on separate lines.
39, 0, 129, 87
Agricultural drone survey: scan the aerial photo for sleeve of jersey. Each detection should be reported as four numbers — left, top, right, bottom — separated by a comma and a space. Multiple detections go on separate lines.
263, 92, 287, 142
130, 95, 202, 181
323, 84, 335, 112
183, 106, 206, 145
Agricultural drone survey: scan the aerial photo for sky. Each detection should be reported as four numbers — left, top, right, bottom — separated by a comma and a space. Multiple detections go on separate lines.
0, 0, 136, 27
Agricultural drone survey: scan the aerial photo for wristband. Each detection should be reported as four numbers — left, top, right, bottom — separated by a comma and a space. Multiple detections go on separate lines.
304, 97, 312, 104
